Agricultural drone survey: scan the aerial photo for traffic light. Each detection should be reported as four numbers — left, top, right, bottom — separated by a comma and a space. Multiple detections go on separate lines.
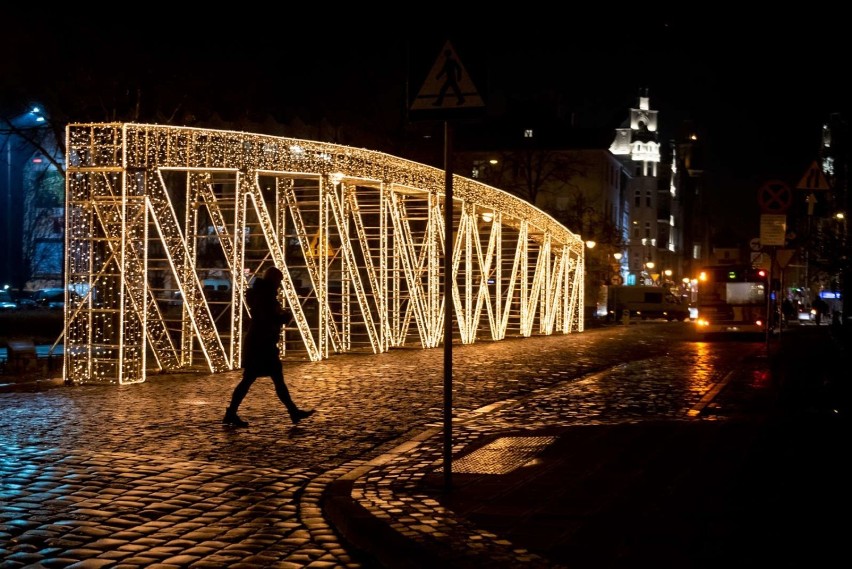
749, 268, 768, 281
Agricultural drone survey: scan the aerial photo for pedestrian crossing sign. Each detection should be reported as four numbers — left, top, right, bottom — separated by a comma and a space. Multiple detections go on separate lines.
410, 40, 484, 112
796, 161, 831, 191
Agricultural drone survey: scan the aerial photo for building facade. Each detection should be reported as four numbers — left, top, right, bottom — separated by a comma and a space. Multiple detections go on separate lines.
451, 91, 710, 316
609, 91, 688, 289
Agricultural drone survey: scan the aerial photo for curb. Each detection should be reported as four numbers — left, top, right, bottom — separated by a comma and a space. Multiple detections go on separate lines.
325, 473, 444, 569
0, 376, 64, 393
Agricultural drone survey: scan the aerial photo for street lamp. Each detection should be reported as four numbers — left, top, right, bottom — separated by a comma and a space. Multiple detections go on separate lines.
644, 261, 655, 286
610, 252, 623, 286
585, 240, 598, 283
584, 239, 603, 322
3, 106, 50, 286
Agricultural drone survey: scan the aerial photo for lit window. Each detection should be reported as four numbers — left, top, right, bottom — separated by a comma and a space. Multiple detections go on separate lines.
524, 129, 533, 138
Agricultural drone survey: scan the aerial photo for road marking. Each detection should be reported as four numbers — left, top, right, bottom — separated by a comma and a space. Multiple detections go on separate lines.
687, 369, 736, 417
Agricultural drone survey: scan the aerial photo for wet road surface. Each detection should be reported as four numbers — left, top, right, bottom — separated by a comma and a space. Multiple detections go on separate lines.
0, 322, 779, 567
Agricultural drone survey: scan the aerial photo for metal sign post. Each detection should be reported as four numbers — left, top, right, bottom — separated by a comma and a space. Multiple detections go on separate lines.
442, 121, 454, 492
410, 39, 485, 493
757, 181, 791, 353
766, 247, 774, 350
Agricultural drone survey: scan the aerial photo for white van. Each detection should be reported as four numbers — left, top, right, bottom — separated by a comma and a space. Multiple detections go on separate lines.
606, 285, 690, 322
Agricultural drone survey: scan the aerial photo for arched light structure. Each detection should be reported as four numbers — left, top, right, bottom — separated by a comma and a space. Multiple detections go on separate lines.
63, 124, 585, 385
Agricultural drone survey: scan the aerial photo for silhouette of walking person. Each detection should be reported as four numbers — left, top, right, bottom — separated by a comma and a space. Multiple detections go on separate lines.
434, 49, 465, 106
224, 266, 314, 427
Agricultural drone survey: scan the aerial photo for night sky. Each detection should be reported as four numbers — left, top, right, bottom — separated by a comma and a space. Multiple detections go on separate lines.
3, 9, 849, 240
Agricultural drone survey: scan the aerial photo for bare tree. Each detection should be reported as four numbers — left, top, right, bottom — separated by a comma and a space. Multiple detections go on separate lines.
459, 147, 588, 207
21, 162, 65, 287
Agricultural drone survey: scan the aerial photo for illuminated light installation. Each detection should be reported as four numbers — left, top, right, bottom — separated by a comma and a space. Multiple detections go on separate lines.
64, 123, 585, 385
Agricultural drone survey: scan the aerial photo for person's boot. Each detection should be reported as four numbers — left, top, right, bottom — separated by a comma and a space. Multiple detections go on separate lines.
223, 407, 249, 427
290, 408, 315, 425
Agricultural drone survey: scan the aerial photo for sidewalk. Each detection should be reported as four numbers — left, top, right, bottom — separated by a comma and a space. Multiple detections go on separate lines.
329, 323, 850, 568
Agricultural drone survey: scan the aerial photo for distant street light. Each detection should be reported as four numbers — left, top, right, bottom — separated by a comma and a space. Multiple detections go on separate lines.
643, 261, 655, 286
609, 252, 624, 286
3, 106, 49, 285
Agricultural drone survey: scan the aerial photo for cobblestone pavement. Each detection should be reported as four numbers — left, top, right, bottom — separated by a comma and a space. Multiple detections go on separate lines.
0, 322, 767, 567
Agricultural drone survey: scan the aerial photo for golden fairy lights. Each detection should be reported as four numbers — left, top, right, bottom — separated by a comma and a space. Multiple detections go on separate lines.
63, 123, 585, 385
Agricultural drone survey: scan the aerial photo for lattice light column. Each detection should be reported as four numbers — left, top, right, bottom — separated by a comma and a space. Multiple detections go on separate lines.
65, 127, 146, 385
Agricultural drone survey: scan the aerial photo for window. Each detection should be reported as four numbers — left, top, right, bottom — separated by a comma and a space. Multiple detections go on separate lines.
524, 129, 533, 138
634, 190, 641, 207
645, 191, 652, 207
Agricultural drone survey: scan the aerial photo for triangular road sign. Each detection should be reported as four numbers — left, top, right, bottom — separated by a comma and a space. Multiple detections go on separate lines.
776, 248, 795, 269
796, 161, 831, 191
410, 40, 484, 111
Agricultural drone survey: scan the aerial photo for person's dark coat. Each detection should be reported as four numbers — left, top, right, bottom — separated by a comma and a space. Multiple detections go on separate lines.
241, 277, 292, 373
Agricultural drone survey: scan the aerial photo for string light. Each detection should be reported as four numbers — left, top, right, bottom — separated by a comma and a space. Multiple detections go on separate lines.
63, 123, 586, 385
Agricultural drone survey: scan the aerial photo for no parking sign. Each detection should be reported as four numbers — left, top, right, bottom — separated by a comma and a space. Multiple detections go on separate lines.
757, 180, 792, 214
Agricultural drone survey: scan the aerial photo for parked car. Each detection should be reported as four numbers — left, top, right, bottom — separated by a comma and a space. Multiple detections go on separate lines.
12, 290, 37, 309
0, 290, 17, 310
798, 307, 815, 322
165, 290, 183, 307
163, 279, 233, 307
31, 288, 68, 310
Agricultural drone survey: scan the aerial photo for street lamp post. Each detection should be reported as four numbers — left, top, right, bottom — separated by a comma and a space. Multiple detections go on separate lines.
585, 239, 598, 322
2, 105, 49, 287
5, 138, 11, 284
612, 252, 623, 285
